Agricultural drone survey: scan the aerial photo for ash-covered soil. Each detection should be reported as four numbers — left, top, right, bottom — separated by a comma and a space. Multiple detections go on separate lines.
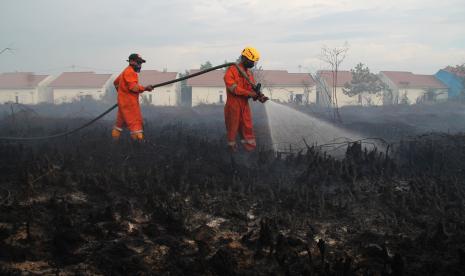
0, 104, 465, 275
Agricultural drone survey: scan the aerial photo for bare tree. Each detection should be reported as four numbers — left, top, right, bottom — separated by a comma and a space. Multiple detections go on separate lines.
319, 43, 349, 122
301, 78, 313, 105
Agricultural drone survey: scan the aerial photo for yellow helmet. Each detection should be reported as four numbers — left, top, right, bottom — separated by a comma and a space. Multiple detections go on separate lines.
241, 46, 260, 62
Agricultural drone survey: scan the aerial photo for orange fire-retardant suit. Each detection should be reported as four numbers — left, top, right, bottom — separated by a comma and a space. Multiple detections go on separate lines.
223, 63, 257, 151
112, 65, 146, 140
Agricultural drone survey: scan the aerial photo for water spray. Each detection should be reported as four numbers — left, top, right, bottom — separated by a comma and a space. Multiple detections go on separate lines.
264, 101, 384, 157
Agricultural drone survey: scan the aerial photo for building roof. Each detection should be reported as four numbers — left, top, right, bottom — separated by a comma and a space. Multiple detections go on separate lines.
257, 70, 315, 87
49, 72, 112, 88
0, 72, 50, 89
186, 68, 315, 87
138, 70, 178, 87
443, 66, 465, 78
380, 71, 447, 89
317, 70, 352, 87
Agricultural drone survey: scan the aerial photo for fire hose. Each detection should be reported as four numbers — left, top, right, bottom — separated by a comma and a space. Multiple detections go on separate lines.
0, 62, 267, 141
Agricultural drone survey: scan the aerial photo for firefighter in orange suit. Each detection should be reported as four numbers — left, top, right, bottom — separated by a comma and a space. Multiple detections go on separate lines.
111, 53, 153, 141
223, 46, 264, 152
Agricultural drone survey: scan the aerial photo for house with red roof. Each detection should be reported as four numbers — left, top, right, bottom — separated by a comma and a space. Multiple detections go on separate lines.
0, 72, 54, 104
316, 70, 379, 107
186, 69, 226, 106
138, 70, 179, 106
48, 72, 112, 104
255, 70, 315, 104
379, 71, 448, 105
186, 68, 316, 106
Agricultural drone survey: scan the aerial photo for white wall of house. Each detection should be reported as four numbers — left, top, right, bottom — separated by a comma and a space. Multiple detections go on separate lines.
53, 87, 107, 104
317, 82, 360, 107
334, 87, 360, 106
379, 73, 448, 105
191, 84, 316, 106
191, 86, 226, 106
397, 88, 448, 105
0, 89, 38, 104
0, 76, 55, 105
317, 80, 383, 107
52, 78, 112, 104
140, 83, 179, 106
264, 86, 316, 104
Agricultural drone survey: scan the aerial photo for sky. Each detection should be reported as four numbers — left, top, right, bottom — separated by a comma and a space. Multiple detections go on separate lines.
0, 0, 464, 75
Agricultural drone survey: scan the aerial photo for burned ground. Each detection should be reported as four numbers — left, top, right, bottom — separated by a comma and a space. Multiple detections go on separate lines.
1, 104, 465, 275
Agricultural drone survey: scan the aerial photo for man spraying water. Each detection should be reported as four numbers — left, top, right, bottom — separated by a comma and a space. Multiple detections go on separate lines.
223, 46, 268, 152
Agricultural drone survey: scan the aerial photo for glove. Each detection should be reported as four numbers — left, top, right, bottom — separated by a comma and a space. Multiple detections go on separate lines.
258, 95, 269, 103
248, 91, 258, 99
144, 85, 154, 92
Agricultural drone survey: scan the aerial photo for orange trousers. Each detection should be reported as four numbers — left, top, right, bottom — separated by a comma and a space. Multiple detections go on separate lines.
224, 102, 256, 151
114, 100, 143, 133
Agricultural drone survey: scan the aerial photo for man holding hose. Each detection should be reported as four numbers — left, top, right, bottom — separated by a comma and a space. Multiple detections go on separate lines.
111, 53, 154, 141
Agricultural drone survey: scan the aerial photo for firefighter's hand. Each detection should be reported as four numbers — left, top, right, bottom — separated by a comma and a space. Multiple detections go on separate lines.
253, 83, 261, 93
259, 95, 269, 103
248, 91, 258, 99
144, 85, 154, 92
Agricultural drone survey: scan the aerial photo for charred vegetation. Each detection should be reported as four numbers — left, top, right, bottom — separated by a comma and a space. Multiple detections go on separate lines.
0, 107, 465, 275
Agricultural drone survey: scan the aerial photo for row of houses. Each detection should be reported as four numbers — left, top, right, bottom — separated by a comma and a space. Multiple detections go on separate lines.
185, 69, 314, 106
183, 67, 461, 106
0, 66, 463, 107
0, 71, 179, 106
316, 70, 450, 107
